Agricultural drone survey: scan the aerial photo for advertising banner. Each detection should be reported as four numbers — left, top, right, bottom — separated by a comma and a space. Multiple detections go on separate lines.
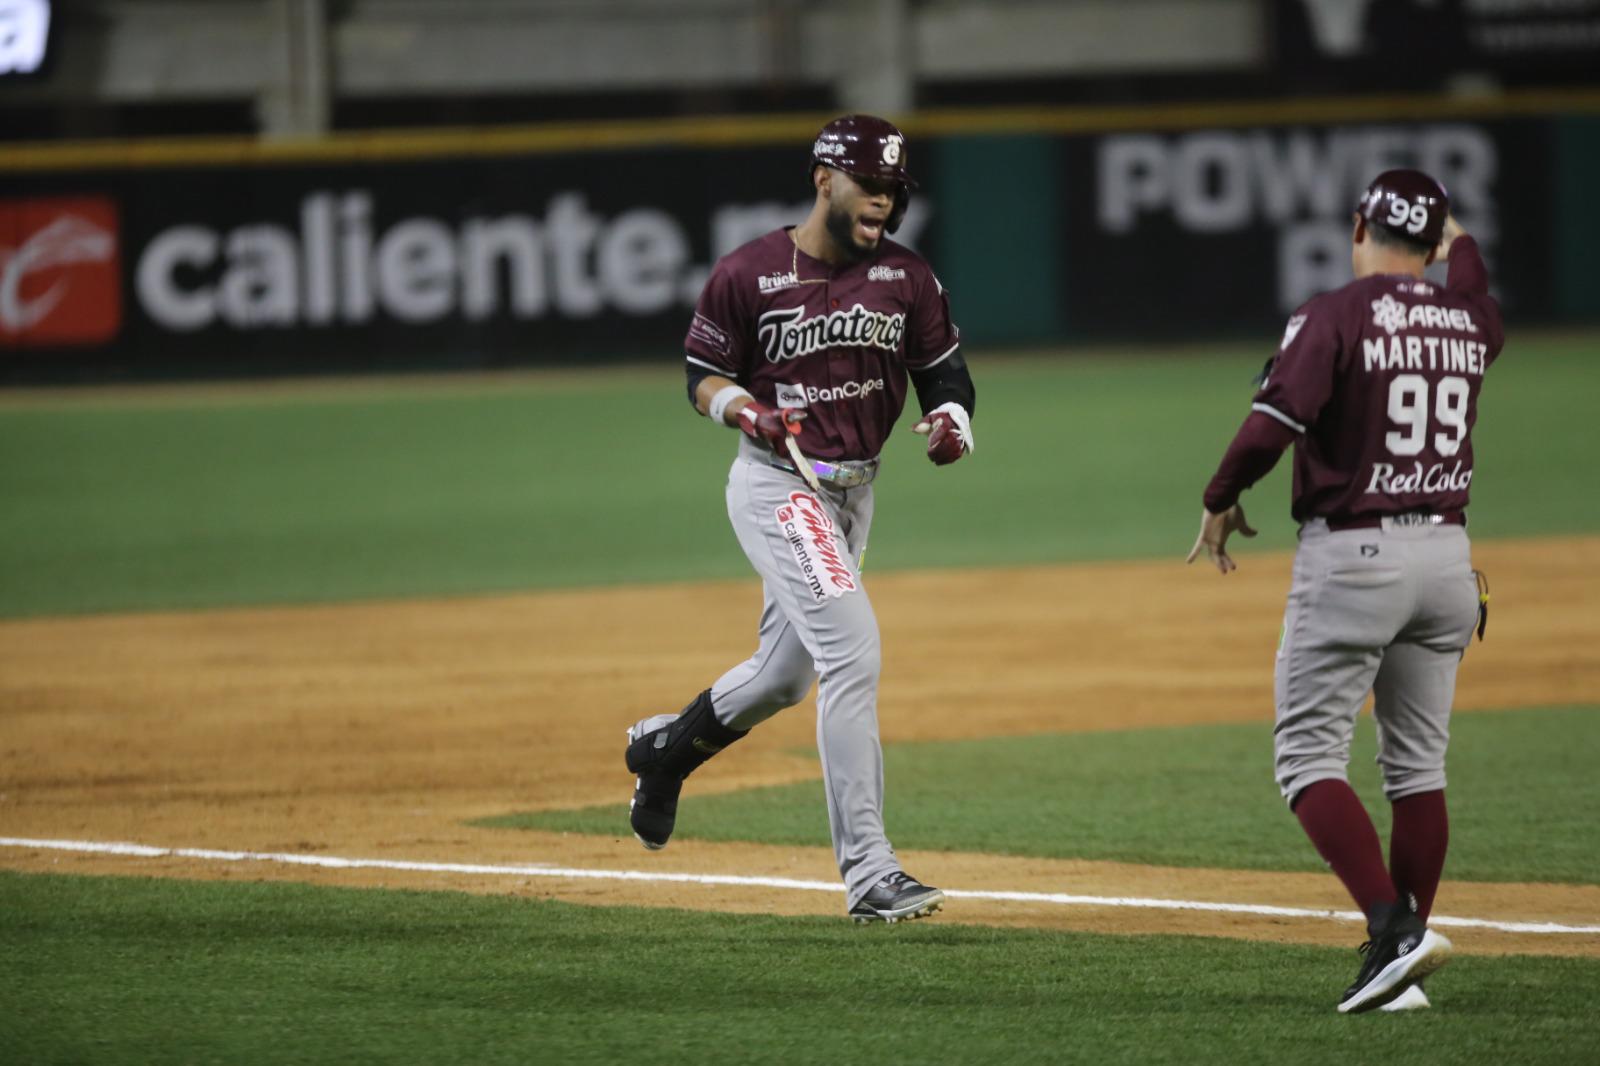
0, 109, 1586, 380
1060, 118, 1553, 339
0, 146, 935, 380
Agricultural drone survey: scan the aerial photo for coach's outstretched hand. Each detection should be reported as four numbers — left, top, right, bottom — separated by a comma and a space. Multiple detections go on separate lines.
912, 402, 974, 465
1186, 504, 1257, 574
737, 401, 806, 454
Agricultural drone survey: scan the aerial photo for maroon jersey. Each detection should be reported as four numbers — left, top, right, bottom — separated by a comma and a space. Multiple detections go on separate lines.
1252, 237, 1504, 522
683, 228, 960, 461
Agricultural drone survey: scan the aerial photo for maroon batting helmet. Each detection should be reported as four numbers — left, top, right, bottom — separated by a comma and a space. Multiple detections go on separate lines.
810, 114, 916, 234
1357, 169, 1450, 247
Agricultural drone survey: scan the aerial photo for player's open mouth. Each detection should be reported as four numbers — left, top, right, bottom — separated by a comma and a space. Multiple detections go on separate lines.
857, 217, 885, 242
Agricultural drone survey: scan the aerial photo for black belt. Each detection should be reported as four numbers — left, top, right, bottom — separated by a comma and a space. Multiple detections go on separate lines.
1324, 511, 1466, 532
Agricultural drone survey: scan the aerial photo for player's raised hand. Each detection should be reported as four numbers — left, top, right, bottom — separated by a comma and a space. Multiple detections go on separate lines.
1186, 504, 1257, 574
912, 402, 974, 465
736, 401, 805, 454
1436, 213, 1466, 259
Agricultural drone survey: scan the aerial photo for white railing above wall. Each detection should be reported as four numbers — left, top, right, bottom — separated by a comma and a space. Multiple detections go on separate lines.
2, 0, 1264, 135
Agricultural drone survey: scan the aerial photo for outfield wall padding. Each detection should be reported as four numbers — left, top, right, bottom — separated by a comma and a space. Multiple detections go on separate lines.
2, 100, 1595, 382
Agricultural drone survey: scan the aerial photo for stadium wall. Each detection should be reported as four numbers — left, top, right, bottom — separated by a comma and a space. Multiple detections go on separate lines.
3, 91, 1598, 382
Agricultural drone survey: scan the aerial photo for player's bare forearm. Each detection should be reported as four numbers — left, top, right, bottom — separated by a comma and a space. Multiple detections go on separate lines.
694, 374, 752, 424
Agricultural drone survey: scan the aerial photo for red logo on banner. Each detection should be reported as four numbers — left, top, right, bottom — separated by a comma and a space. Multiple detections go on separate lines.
0, 197, 122, 346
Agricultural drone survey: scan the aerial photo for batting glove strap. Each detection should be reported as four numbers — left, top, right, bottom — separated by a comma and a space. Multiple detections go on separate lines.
914, 401, 974, 465
929, 402, 975, 454
737, 402, 804, 452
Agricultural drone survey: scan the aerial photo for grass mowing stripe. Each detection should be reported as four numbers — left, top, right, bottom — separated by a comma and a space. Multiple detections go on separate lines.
2, 871, 1596, 1066
8, 836, 1597, 936
2, 339, 1595, 617
507, 705, 1600, 885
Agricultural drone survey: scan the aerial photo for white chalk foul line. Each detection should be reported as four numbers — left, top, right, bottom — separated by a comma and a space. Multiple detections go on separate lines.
3, 836, 1597, 936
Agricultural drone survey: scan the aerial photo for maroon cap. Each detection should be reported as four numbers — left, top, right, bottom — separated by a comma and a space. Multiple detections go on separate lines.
1357, 169, 1450, 246
810, 114, 916, 233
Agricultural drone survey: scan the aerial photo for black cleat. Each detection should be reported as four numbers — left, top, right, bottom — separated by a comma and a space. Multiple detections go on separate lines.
1338, 906, 1452, 1014
626, 714, 681, 850
848, 871, 945, 924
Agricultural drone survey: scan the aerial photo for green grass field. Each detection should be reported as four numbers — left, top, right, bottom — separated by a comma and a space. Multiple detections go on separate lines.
500, 705, 1600, 885
2, 872, 1596, 1066
3, 339, 1598, 1063
1, 336, 1595, 617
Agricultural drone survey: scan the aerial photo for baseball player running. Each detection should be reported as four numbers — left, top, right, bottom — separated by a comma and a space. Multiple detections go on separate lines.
1187, 170, 1501, 1012
624, 115, 975, 924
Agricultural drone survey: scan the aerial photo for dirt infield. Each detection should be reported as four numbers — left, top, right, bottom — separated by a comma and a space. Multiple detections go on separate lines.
3, 536, 1597, 956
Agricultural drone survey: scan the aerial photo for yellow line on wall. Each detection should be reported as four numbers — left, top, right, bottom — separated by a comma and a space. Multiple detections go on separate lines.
4, 89, 1600, 172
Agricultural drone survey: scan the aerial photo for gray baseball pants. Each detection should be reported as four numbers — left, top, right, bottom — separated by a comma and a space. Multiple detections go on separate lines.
1275, 518, 1480, 803
709, 437, 899, 909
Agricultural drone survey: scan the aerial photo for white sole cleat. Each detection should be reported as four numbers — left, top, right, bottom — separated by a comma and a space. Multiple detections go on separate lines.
1379, 984, 1431, 1012
1339, 930, 1453, 1014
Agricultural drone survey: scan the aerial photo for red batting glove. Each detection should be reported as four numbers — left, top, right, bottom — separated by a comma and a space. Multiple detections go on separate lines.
911, 402, 974, 465
737, 401, 806, 454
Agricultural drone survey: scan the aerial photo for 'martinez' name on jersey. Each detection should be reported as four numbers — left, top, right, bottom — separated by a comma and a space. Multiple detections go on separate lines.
757, 304, 906, 363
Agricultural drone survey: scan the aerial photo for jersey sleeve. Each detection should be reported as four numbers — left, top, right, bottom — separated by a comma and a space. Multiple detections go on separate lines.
684, 260, 748, 376
1202, 410, 1298, 512
1251, 296, 1342, 435
1446, 235, 1505, 357
1445, 234, 1489, 298
903, 270, 961, 371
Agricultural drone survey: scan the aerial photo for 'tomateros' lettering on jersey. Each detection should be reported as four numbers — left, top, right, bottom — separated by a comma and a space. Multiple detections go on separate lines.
757, 304, 906, 363
775, 492, 857, 601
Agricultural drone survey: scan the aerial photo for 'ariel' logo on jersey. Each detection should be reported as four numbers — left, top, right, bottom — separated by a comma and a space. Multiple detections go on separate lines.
1371, 293, 1481, 339
774, 491, 857, 601
1371, 294, 1408, 336
757, 304, 905, 363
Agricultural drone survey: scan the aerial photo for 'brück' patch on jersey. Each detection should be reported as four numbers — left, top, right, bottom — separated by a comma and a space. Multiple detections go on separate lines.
688, 312, 732, 357
758, 271, 800, 293
774, 492, 857, 601
775, 383, 808, 409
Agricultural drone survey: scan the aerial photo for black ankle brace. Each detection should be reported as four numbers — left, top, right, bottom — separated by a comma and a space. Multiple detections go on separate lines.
625, 689, 747, 779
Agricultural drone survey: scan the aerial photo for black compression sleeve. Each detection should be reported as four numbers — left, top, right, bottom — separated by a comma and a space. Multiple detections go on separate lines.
686, 361, 712, 409
908, 349, 975, 417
